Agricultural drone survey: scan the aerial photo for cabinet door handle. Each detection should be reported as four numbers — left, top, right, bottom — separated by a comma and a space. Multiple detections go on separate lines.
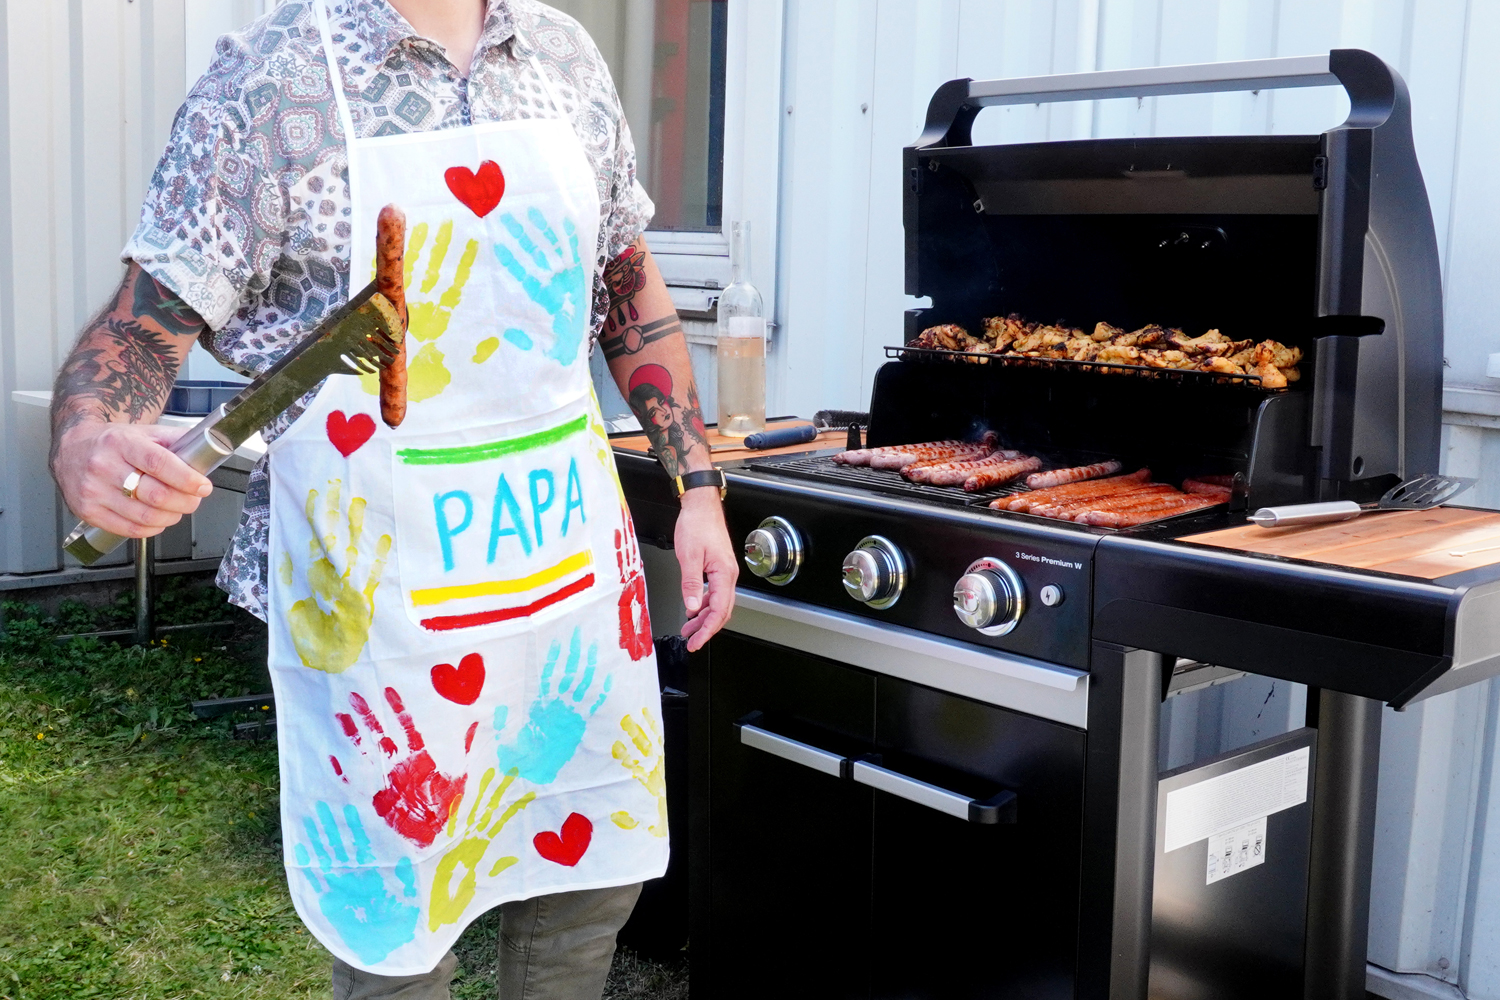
851, 759, 1017, 825
738, 723, 847, 778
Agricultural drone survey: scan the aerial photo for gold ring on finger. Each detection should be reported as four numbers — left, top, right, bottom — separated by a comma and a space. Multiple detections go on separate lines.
121, 470, 143, 500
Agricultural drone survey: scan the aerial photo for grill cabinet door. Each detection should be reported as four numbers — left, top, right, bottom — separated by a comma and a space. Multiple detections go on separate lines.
704, 632, 876, 999
869, 675, 1086, 1000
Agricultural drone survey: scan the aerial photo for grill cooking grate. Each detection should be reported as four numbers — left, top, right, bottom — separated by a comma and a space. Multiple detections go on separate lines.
750, 453, 1229, 529
885, 345, 1275, 389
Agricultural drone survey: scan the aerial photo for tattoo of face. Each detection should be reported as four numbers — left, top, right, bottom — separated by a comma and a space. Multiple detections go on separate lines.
603, 246, 647, 334
131, 268, 201, 337
626, 374, 710, 480
601, 316, 681, 361
53, 318, 179, 426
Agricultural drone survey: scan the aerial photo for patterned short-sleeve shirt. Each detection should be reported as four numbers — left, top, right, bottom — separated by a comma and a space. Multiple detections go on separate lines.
123, 0, 653, 620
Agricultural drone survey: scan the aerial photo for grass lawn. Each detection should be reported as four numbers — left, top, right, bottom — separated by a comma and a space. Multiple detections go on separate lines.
0, 581, 686, 1000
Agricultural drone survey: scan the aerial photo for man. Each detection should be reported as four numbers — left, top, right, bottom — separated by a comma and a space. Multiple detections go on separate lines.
49, 1, 737, 997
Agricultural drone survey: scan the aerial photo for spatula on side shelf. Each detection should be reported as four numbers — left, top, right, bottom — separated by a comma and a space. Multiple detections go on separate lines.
1249, 474, 1478, 528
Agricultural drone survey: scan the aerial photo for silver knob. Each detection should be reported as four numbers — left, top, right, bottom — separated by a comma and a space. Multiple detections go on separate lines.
953, 558, 1025, 635
841, 535, 906, 609
742, 516, 803, 585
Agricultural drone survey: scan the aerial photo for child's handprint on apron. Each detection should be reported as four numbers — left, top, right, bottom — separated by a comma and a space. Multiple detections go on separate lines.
615, 520, 652, 661
293, 801, 420, 965
610, 706, 667, 838
287, 480, 391, 674
493, 208, 587, 365
493, 626, 612, 785
335, 686, 474, 848
427, 766, 536, 931
361, 219, 480, 402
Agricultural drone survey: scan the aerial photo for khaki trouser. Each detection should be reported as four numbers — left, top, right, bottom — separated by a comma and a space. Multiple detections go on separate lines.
332, 883, 643, 1000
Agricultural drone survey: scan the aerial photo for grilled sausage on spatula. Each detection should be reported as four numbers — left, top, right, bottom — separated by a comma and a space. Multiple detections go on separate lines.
376, 204, 408, 428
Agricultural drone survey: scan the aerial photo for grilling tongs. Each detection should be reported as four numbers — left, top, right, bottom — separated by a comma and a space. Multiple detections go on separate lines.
1248, 474, 1477, 528
62, 282, 404, 565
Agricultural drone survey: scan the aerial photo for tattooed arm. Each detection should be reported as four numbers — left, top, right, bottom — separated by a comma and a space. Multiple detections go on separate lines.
50, 263, 215, 540
603, 237, 736, 650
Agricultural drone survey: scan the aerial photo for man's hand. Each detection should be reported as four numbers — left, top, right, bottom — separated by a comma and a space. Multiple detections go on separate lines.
51, 422, 212, 539
675, 490, 738, 652
49, 263, 208, 539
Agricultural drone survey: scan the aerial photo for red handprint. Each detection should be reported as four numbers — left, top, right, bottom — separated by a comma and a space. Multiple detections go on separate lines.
333, 687, 476, 848
615, 515, 652, 661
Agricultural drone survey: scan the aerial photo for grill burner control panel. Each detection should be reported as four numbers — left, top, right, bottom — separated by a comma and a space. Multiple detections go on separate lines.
724, 477, 1098, 670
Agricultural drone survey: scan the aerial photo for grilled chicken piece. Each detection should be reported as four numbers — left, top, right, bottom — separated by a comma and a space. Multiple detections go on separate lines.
1096, 344, 1140, 365
1199, 356, 1246, 375
1066, 337, 1103, 361
1114, 325, 1166, 348
984, 314, 1029, 352
1091, 322, 1123, 342
1225, 347, 1256, 368
1257, 341, 1303, 369
1282, 366, 1301, 382
1139, 349, 1195, 369
1249, 341, 1290, 389
1166, 329, 1232, 356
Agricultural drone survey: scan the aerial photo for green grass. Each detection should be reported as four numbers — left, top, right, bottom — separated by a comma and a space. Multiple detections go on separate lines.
0, 581, 687, 1000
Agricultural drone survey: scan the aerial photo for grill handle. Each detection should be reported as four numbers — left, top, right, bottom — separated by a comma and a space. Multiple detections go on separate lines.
852, 758, 1017, 825
734, 713, 1018, 825
914, 49, 1398, 150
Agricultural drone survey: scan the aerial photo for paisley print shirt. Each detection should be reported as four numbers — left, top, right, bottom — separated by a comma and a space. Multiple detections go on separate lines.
122, 0, 653, 620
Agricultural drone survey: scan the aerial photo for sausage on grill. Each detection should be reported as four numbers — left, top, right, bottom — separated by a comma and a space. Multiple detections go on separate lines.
963, 456, 1043, 491
1024, 460, 1122, 490
1182, 477, 1234, 497
1077, 495, 1224, 527
998, 469, 1152, 511
905, 450, 1024, 483
833, 439, 965, 466
1028, 485, 1176, 518
870, 441, 995, 470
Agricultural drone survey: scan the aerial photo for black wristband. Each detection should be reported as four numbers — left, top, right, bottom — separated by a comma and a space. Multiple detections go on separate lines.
673, 469, 726, 500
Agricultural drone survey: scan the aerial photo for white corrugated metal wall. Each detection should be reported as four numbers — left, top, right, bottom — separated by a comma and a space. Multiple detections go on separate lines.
765, 3, 1500, 998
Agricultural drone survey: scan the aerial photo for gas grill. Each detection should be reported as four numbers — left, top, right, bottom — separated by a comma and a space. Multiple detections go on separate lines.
613, 50, 1500, 1000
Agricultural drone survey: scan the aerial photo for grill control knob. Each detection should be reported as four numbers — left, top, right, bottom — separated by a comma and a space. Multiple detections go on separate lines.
743, 516, 804, 585
953, 558, 1026, 635
841, 535, 907, 609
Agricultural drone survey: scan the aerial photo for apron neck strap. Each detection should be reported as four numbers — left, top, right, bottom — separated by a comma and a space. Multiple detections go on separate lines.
525, 48, 568, 118
314, 1, 359, 150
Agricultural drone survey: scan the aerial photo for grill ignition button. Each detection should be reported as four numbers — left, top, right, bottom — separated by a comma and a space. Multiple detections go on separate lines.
841, 536, 906, 609
953, 558, 1026, 635
743, 516, 804, 585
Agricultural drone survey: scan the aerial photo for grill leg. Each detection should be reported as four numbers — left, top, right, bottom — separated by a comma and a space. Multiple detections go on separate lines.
1303, 689, 1382, 1000
134, 537, 154, 646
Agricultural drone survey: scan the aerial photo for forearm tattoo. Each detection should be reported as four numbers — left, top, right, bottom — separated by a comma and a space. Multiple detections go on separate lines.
50, 267, 200, 461
602, 245, 647, 335
624, 362, 711, 480
601, 316, 683, 361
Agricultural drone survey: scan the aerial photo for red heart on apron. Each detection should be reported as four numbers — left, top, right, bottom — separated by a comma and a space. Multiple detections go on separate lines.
534, 812, 592, 866
444, 160, 505, 218
326, 411, 376, 457
430, 653, 485, 705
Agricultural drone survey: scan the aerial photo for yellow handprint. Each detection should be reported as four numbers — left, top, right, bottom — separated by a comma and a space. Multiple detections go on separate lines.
610, 708, 667, 838
588, 385, 627, 506
428, 766, 536, 931
286, 480, 392, 674
361, 219, 479, 403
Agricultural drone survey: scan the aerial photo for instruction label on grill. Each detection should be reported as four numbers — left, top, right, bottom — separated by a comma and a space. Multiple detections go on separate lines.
1163, 746, 1309, 853
1206, 817, 1267, 885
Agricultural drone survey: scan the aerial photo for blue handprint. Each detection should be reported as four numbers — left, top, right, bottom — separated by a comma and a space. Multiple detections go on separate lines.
293, 801, 420, 966
493, 626, 612, 785
493, 208, 587, 366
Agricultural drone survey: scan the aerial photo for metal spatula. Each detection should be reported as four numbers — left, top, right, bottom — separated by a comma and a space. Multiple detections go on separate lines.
1249, 474, 1478, 528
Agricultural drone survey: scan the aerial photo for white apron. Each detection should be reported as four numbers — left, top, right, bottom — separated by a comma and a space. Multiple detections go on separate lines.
268, 5, 667, 975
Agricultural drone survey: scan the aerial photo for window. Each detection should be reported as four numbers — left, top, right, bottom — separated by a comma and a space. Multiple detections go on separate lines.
549, 0, 728, 231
